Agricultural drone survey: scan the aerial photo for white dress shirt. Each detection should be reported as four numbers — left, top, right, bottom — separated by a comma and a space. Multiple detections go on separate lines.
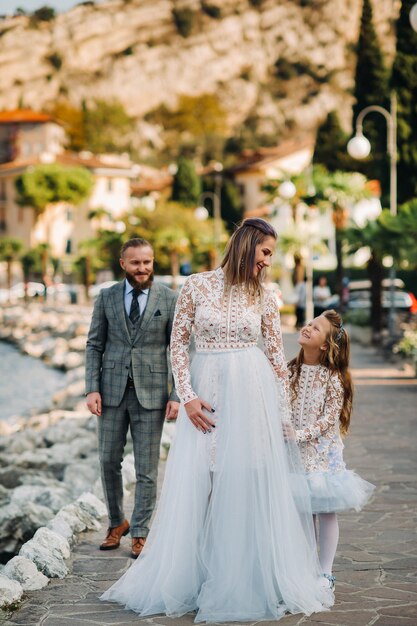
124, 279, 149, 317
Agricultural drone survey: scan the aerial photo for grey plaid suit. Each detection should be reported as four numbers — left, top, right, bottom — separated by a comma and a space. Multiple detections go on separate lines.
85, 280, 179, 537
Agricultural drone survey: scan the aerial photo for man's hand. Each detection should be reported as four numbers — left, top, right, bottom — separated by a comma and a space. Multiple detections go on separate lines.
87, 392, 102, 416
184, 398, 216, 433
165, 400, 180, 421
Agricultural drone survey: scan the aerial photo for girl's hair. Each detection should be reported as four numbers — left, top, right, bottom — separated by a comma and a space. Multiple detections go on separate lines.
221, 218, 277, 294
288, 309, 353, 434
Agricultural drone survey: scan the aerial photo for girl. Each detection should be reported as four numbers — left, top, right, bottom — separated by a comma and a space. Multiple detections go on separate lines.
288, 309, 375, 590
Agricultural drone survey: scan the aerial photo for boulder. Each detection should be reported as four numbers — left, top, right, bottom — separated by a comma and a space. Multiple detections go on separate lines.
46, 515, 76, 546
19, 541, 68, 579
76, 492, 107, 520
32, 527, 70, 560
0, 574, 23, 607
3, 556, 49, 591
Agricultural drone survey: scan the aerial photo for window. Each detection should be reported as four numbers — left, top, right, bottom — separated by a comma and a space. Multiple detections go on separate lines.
107, 178, 113, 192
65, 239, 72, 254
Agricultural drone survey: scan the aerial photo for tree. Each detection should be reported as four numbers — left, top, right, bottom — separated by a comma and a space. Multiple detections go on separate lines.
266, 166, 370, 298
391, 0, 417, 203
83, 99, 134, 154
74, 238, 104, 299
202, 176, 243, 233
314, 111, 357, 172
379, 198, 417, 268
309, 168, 370, 298
171, 157, 201, 206
0, 237, 23, 297
146, 94, 227, 162
15, 164, 93, 213
352, 0, 390, 197
51, 101, 86, 151
346, 214, 401, 341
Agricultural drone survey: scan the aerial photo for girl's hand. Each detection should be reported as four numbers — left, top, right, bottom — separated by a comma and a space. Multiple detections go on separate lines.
184, 398, 216, 433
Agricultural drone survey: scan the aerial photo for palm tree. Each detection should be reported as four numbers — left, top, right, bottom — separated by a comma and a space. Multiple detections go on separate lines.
0, 237, 23, 299
346, 215, 401, 342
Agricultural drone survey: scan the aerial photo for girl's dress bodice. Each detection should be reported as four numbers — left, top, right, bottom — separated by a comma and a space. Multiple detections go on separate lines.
171, 267, 289, 404
291, 364, 345, 474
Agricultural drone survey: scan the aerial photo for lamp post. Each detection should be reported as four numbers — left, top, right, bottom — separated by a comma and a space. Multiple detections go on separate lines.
196, 191, 222, 266
347, 92, 397, 340
276, 179, 316, 323
195, 163, 223, 266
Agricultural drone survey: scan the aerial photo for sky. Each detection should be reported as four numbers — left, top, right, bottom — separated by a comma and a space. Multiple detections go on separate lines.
1, 0, 107, 14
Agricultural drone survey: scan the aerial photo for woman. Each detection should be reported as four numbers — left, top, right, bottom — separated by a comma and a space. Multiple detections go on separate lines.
101, 218, 333, 621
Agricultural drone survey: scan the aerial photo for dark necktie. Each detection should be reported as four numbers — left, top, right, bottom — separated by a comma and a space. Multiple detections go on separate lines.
129, 290, 142, 325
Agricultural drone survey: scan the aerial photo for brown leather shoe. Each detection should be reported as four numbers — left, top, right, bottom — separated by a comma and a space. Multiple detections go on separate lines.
99, 519, 130, 551
131, 536, 146, 559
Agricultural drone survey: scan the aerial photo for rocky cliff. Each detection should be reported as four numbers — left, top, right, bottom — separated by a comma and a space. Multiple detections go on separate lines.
0, 0, 398, 153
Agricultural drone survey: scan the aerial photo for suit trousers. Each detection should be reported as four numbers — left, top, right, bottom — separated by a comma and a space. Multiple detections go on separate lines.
97, 384, 165, 537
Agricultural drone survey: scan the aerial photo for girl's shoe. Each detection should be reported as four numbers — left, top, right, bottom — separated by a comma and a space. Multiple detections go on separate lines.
320, 573, 336, 590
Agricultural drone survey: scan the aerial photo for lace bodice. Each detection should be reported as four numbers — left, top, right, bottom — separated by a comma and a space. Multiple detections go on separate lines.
290, 364, 346, 474
171, 268, 289, 404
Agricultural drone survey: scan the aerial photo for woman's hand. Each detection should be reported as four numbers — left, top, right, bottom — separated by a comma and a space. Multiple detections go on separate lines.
184, 398, 216, 433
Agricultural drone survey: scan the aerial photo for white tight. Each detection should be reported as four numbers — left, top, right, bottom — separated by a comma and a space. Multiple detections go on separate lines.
313, 513, 339, 574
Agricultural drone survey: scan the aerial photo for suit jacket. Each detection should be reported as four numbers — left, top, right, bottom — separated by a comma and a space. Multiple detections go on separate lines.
85, 280, 179, 409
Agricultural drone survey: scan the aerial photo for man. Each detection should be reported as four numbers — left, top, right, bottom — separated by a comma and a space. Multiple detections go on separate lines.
313, 275, 331, 318
86, 238, 179, 558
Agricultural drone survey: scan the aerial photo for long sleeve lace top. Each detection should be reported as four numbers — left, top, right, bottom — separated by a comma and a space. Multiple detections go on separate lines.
170, 268, 290, 405
290, 364, 346, 474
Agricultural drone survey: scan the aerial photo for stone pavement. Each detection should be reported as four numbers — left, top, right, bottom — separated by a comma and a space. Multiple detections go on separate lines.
2, 333, 417, 626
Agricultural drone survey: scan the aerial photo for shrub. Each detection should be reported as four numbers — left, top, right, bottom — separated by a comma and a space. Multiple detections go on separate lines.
46, 52, 62, 70
201, 2, 221, 18
172, 8, 195, 37
393, 330, 417, 357
32, 6, 56, 21
345, 309, 371, 327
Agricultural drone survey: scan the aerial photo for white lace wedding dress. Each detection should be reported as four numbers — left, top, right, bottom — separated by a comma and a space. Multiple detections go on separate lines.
101, 268, 333, 621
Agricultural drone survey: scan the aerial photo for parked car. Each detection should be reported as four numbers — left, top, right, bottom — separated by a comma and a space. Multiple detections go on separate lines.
347, 279, 413, 313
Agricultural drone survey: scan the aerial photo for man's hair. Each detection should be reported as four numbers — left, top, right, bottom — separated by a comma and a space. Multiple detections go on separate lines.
120, 238, 153, 257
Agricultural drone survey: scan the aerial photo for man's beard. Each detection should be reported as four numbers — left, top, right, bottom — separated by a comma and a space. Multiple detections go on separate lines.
125, 270, 154, 291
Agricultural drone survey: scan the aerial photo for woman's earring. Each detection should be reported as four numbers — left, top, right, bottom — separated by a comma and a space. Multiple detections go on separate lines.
240, 260, 245, 270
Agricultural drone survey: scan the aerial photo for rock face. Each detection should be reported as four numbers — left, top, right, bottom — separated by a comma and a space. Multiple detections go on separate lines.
0, 0, 398, 144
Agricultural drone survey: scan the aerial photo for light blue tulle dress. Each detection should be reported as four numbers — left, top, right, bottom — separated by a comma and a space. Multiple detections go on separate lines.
289, 363, 375, 514
101, 268, 334, 622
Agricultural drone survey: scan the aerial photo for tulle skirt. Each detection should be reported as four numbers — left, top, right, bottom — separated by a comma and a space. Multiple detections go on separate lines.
307, 470, 375, 514
101, 346, 333, 622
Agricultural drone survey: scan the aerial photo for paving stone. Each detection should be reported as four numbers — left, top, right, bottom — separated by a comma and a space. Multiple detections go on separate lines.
378, 604, 417, 618
6, 338, 417, 626
373, 617, 417, 625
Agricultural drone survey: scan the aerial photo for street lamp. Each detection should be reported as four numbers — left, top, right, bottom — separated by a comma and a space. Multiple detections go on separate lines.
276, 178, 315, 323
347, 92, 397, 340
196, 191, 222, 266
195, 163, 223, 266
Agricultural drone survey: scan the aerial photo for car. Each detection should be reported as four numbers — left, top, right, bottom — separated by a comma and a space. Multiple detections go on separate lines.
347, 279, 413, 312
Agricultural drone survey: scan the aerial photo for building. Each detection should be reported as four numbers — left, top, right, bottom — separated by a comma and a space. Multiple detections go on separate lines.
0, 110, 137, 280
226, 137, 315, 217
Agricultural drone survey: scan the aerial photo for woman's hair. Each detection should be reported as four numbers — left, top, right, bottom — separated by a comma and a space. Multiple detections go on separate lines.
288, 309, 353, 434
221, 218, 277, 294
